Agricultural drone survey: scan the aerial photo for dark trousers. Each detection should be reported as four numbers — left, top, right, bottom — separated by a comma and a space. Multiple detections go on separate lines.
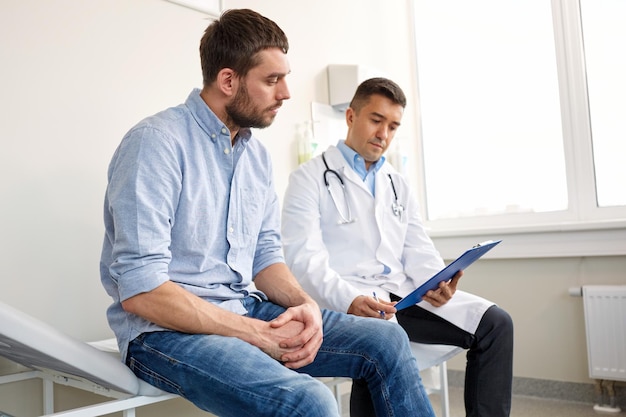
350, 302, 513, 417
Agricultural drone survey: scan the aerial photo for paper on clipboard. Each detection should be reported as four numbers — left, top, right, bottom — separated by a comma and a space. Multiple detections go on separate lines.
394, 240, 502, 311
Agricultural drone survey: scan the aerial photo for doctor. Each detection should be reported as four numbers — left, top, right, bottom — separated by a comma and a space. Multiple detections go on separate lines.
282, 77, 513, 417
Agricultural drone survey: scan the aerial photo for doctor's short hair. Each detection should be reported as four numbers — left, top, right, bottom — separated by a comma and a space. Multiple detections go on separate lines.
200, 8, 289, 86
349, 77, 407, 113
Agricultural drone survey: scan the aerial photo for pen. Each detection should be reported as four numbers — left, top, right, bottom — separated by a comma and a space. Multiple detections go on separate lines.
372, 291, 385, 319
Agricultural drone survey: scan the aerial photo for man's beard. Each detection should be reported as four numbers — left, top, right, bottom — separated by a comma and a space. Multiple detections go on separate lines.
226, 83, 278, 129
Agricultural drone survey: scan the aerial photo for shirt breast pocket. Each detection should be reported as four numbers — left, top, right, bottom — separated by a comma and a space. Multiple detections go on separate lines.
240, 187, 264, 237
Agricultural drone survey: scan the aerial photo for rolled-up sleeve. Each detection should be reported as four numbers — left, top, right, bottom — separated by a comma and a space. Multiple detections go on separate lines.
105, 126, 181, 301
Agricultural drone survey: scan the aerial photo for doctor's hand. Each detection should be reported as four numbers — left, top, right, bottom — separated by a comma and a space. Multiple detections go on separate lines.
348, 295, 397, 320
422, 270, 463, 307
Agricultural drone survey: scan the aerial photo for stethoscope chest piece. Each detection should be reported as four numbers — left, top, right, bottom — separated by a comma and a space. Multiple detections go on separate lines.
392, 201, 404, 218
388, 174, 404, 220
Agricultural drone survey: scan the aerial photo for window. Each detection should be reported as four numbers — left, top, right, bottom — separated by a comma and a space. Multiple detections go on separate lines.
580, 0, 626, 208
411, 0, 626, 258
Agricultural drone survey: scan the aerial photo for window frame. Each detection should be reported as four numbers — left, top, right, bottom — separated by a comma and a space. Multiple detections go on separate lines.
409, 0, 626, 259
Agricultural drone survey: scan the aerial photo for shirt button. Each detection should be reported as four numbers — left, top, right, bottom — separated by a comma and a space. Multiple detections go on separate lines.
224, 148, 231, 154
221, 128, 227, 134
211, 133, 216, 139
228, 227, 234, 233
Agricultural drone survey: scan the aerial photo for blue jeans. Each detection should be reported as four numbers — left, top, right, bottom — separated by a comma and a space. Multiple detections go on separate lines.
126, 296, 435, 417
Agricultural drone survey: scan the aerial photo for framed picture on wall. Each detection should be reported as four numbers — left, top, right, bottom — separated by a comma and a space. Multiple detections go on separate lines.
165, 0, 222, 18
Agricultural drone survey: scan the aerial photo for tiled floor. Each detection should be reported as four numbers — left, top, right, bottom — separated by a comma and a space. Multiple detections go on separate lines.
430, 385, 611, 417
339, 385, 612, 417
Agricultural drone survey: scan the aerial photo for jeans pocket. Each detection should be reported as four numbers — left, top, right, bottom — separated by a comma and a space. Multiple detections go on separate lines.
128, 355, 184, 396
127, 334, 185, 396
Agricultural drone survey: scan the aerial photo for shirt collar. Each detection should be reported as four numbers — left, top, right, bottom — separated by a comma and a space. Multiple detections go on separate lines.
185, 88, 251, 145
336, 140, 386, 178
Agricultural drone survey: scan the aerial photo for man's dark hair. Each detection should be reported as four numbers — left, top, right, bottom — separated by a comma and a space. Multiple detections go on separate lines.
349, 77, 407, 113
199, 9, 289, 86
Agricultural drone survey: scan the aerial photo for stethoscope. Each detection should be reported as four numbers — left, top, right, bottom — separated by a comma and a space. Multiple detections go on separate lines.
321, 152, 405, 224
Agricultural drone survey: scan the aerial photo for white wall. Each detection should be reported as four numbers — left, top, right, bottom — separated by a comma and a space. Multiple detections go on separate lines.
0, 0, 209, 340
0, 0, 417, 336
1, 1, 624, 416
444, 256, 626, 381
0, 0, 417, 415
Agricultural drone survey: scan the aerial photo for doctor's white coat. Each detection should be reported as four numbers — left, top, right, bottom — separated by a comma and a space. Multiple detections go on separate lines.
281, 145, 494, 368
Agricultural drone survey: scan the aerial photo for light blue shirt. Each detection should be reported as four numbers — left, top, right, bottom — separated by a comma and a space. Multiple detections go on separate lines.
336, 140, 385, 196
100, 89, 283, 360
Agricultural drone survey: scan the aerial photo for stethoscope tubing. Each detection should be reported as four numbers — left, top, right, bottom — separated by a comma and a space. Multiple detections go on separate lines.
322, 152, 354, 224
321, 152, 404, 224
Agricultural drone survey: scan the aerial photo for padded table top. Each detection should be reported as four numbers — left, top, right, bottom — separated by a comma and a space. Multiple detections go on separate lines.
0, 300, 140, 395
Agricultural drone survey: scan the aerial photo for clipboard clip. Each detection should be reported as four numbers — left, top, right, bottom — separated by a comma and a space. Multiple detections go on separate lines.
473, 240, 495, 248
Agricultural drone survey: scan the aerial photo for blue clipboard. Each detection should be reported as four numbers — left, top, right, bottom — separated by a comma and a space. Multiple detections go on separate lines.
394, 240, 502, 311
